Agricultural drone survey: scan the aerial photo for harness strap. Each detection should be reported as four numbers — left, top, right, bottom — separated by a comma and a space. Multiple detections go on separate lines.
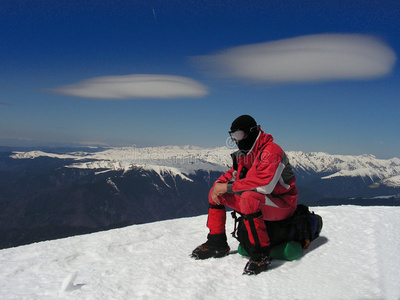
230, 210, 263, 240
247, 216, 261, 247
231, 211, 239, 239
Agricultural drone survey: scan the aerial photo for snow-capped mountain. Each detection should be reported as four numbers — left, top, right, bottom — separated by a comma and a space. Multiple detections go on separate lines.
1, 146, 399, 249
11, 146, 400, 188
10, 146, 232, 177
288, 151, 400, 187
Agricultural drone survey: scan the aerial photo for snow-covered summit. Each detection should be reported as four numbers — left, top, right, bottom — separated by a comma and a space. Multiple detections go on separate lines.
288, 151, 400, 186
0, 205, 399, 299
11, 146, 400, 187
12, 146, 233, 177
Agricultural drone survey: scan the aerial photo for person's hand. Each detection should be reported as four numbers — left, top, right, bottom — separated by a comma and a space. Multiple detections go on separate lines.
211, 188, 220, 204
214, 182, 228, 195
211, 183, 227, 205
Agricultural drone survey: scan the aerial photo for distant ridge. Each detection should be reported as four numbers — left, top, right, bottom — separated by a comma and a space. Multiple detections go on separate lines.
11, 146, 400, 188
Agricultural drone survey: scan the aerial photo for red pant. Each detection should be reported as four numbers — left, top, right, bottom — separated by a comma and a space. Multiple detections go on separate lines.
207, 189, 296, 249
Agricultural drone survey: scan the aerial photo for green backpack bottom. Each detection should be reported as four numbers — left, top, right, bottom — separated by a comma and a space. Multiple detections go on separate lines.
238, 241, 303, 261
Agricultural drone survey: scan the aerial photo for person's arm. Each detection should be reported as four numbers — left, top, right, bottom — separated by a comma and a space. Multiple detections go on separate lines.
230, 145, 284, 194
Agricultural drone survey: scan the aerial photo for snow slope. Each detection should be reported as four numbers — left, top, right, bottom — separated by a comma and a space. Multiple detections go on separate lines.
0, 206, 399, 300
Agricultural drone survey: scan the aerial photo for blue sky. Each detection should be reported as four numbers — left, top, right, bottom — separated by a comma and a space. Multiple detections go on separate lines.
1, 0, 399, 158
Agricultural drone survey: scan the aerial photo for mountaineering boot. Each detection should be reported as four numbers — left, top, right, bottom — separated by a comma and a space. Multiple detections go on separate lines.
191, 233, 230, 260
242, 255, 271, 275
191, 243, 230, 260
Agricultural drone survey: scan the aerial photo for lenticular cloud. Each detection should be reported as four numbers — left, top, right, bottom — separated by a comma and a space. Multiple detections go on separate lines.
51, 75, 208, 99
196, 34, 397, 83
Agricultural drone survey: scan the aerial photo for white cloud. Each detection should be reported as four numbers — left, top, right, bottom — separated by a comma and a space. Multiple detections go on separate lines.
194, 33, 397, 83
50, 75, 208, 99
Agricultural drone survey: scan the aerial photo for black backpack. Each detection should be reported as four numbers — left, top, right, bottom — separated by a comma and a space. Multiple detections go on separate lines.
232, 204, 323, 250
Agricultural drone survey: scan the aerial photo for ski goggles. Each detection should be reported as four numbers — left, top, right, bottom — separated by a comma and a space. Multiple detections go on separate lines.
229, 130, 247, 141
229, 126, 258, 141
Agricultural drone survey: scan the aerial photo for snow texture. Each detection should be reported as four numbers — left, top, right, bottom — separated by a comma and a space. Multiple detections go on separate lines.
0, 206, 399, 299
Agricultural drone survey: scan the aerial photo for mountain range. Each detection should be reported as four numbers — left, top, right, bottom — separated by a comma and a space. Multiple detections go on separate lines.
1, 146, 399, 249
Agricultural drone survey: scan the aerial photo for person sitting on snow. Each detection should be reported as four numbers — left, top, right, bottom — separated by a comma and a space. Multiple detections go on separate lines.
192, 115, 298, 275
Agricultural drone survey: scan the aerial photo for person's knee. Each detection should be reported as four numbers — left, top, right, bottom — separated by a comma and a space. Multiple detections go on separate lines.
241, 191, 265, 204
239, 191, 264, 214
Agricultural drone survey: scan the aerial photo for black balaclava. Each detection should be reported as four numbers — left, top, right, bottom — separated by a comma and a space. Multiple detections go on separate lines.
230, 115, 259, 153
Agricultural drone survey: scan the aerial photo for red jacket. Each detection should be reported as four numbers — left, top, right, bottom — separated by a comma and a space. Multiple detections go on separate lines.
217, 130, 297, 208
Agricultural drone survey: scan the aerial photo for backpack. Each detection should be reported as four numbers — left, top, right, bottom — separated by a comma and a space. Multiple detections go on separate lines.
231, 204, 323, 251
